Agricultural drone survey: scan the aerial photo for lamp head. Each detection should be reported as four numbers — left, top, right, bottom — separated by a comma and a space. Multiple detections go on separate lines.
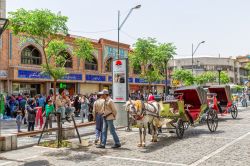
133, 5, 141, 9
201, 41, 205, 44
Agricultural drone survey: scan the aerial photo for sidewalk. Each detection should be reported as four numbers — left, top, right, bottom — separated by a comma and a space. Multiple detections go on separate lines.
0, 117, 96, 148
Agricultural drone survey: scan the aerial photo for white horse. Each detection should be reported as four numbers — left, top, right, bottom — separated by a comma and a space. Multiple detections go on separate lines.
125, 99, 162, 147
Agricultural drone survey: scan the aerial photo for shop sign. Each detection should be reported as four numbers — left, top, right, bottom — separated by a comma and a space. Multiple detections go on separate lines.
61, 74, 82, 81
18, 70, 50, 79
113, 59, 127, 102
0, 70, 7, 77
108, 76, 112, 82
109, 76, 133, 83
162, 80, 171, 85
86, 74, 106, 82
134, 78, 148, 84
128, 78, 133, 83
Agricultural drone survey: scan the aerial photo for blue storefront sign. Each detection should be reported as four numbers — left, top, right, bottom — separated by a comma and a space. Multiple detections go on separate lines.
18, 70, 51, 79
108, 76, 133, 83
134, 78, 148, 84
108, 76, 112, 82
128, 78, 133, 83
162, 80, 171, 85
86, 74, 106, 82
61, 74, 82, 81
18, 70, 82, 81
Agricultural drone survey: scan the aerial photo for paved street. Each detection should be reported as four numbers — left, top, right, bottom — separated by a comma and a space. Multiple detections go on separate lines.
0, 106, 250, 166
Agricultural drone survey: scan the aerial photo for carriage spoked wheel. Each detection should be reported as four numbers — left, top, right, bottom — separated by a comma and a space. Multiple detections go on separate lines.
176, 118, 185, 139
183, 122, 189, 130
231, 105, 238, 119
207, 109, 218, 132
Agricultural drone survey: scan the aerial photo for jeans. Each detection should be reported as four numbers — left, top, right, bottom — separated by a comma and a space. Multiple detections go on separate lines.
17, 124, 21, 132
95, 129, 102, 140
45, 114, 53, 129
101, 119, 120, 146
56, 107, 65, 119
28, 122, 35, 131
56, 107, 74, 119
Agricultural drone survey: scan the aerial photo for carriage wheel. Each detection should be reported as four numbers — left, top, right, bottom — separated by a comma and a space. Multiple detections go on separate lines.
184, 122, 189, 130
207, 109, 218, 132
176, 118, 185, 139
231, 105, 238, 119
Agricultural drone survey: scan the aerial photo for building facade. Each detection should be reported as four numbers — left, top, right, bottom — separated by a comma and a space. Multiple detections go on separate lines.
168, 57, 249, 85
0, 31, 165, 96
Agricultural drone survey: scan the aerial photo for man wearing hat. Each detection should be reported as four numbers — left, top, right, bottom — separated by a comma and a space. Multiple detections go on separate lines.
93, 92, 105, 144
96, 89, 121, 148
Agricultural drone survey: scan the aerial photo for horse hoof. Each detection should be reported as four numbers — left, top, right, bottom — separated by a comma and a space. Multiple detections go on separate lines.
153, 140, 158, 142
142, 143, 146, 147
137, 143, 142, 147
150, 139, 153, 142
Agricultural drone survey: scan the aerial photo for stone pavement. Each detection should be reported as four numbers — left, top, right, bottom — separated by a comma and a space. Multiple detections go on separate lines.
0, 117, 95, 147
0, 106, 249, 166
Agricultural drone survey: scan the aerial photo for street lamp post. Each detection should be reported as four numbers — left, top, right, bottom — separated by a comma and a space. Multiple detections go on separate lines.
115, 5, 141, 131
117, 5, 141, 60
217, 67, 222, 85
192, 41, 205, 75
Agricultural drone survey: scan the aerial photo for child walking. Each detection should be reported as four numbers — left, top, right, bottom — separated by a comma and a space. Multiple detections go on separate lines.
42, 99, 54, 134
16, 110, 22, 132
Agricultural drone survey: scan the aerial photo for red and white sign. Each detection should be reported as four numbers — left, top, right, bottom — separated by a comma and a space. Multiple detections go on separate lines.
113, 59, 127, 102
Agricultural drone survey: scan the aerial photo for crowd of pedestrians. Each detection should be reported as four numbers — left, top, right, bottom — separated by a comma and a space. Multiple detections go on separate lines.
0, 90, 100, 133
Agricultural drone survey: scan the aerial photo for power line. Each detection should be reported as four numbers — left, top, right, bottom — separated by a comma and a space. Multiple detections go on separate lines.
69, 28, 116, 34
120, 30, 138, 40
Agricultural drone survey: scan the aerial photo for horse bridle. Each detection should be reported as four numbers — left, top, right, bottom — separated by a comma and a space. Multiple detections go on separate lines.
127, 100, 145, 120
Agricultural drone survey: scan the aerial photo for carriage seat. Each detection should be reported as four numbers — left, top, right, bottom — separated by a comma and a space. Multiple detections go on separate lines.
186, 107, 200, 121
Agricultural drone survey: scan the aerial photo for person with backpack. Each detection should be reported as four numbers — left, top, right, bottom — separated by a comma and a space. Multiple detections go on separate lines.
26, 99, 36, 131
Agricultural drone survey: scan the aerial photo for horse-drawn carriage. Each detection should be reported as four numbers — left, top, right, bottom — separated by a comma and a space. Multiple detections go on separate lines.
160, 86, 218, 139
125, 86, 218, 147
207, 85, 238, 119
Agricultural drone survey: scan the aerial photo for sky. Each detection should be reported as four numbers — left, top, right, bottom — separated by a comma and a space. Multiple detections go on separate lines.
6, 0, 250, 58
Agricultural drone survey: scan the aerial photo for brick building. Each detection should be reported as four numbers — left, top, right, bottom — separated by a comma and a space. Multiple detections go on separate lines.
0, 30, 165, 96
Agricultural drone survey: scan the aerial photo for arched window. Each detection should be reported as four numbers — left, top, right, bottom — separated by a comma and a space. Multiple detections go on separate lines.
105, 58, 113, 72
133, 65, 141, 74
21, 45, 42, 65
64, 53, 73, 68
85, 56, 98, 70
148, 64, 153, 70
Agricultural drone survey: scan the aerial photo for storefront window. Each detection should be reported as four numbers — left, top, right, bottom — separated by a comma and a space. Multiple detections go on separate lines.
105, 58, 113, 72
85, 56, 98, 70
21, 45, 42, 65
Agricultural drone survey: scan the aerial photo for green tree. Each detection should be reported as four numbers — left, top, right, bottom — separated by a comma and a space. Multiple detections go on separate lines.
8, 9, 94, 99
172, 69, 194, 86
195, 71, 217, 85
219, 71, 230, 84
129, 37, 176, 92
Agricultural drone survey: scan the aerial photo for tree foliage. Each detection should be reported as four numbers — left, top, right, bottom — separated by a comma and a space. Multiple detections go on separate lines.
8, 9, 94, 98
219, 71, 230, 84
195, 71, 216, 85
129, 37, 176, 85
172, 69, 194, 86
